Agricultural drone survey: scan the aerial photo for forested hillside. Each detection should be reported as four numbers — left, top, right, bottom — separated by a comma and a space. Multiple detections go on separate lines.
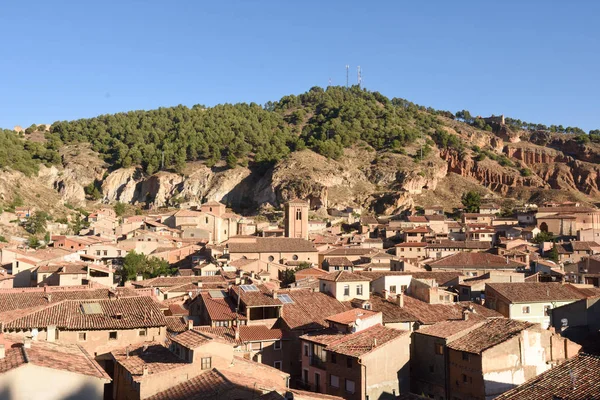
3, 86, 598, 178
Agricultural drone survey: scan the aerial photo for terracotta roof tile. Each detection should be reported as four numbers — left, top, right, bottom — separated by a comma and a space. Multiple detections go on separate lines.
112, 343, 187, 380
199, 292, 246, 322
132, 275, 226, 288
428, 252, 523, 269
319, 271, 370, 283
447, 318, 535, 354
495, 353, 600, 400
324, 257, 353, 267
278, 289, 347, 331
228, 238, 316, 253
487, 282, 587, 303
4, 297, 166, 330
170, 329, 212, 349
165, 316, 188, 333
0, 339, 110, 380
326, 308, 379, 325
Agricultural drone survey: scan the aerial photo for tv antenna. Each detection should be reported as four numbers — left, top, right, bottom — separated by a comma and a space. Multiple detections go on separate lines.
346, 65, 349, 88
357, 66, 362, 88
328, 77, 332, 87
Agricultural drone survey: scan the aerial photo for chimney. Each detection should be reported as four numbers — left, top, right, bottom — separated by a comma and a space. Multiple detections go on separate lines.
397, 292, 404, 308
187, 319, 194, 330
0, 344, 4, 359
24, 338, 31, 349
142, 365, 148, 376
462, 309, 469, 321
234, 325, 240, 341
46, 293, 52, 303
126, 346, 130, 359
382, 289, 388, 299
43, 284, 48, 293
272, 289, 278, 299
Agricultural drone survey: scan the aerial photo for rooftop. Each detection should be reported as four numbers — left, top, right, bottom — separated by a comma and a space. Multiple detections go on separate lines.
447, 318, 536, 354
428, 252, 523, 269
319, 271, 370, 283
228, 238, 316, 253
494, 353, 600, 400
486, 282, 586, 303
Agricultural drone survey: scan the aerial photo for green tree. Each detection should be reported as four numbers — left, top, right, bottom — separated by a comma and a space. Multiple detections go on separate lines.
24, 211, 48, 235
548, 244, 559, 262
280, 262, 311, 287
461, 191, 481, 213
0, 235, 7, 243
532, 231, 554, 244
28, 236, 41, 249
120, 251, 175, 283
114, 202, 127, 217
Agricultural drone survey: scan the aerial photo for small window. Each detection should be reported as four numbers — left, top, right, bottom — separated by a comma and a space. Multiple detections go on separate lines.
522, 306, 531, 314
330, 375, 340, 388
292, 254, 299, 261
304, 344, 309, 357
462, 352, 470, 361
109, 331, 118, 340
462, 374, 468, 383
205, 217, 209, 224
103, 250, 108, 256
330, 353, 337, 364
139, 329, 147, 337
201, 357, 211, 370
274, 361, 282, 370
268, 256, 275, 262
296, 209, 302, 221
344, 285, 350, 296
435, 343, 443, 355
345, 379, 355, 394
357, 284, 363, 296
390, 285, 397, 293
346, 357, 352, 368
78, 332, 87, 341
274, 340, 281, 350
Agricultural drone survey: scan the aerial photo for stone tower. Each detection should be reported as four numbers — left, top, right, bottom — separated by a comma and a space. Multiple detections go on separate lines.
284, 199, 309, 240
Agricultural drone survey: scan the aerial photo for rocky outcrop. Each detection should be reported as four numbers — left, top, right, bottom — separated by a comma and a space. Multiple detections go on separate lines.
102, 167, 145, 204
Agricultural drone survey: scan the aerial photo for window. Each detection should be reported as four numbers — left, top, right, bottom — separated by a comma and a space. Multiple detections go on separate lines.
302, 369, 309, 384
251, 342, 262, 351
292, 254, 299, 261
205, 217, 209, 224
274, 361, 282, 370
522, 306, 531, 314
462, 374, 468, 383
400, 285, 408, 293
268, 256, 275, 262
103, 250, 108, 256
345, 379, 355, 394
296, 209, 302, 220
435, 343, 443, 355
96, 250, 101, 256
390, 285, 397, 293
139, 329, 147, 337
304, 344, 309, 357
344, 285, 350, 296
274, 340, 281, 350
357, 284, 363, 296
544, 305, 552, 316
78, 332, 87, 341
109, 331, 118, 340
330, 375, 340, 388
330, 353, 337, 363
462, 352, 470, 361
346, 357, 352, 368
201, 357, 211, 370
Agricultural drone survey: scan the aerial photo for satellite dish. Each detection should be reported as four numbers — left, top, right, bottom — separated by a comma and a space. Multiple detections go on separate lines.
561, 318, 568, 327
355, 318, 362, 326
31, 328, 39, 338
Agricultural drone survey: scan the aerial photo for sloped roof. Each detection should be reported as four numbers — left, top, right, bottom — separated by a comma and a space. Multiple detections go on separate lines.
486, 282, 586, 303
428, 252, 523, 269
199, 292, 246, 322
278, 289, 347, 331
4, 297, 166, 330
0, 339, 110, 380
228, 238, 316, 253
319, 271, 370, 283
494, 353, 600, 400
447, 318, 535, 354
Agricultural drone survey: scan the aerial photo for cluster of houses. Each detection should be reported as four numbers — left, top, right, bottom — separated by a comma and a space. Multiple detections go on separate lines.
0, 198, 599, 399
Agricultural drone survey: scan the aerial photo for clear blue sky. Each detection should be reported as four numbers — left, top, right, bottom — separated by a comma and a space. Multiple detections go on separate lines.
1, 1, 600, 131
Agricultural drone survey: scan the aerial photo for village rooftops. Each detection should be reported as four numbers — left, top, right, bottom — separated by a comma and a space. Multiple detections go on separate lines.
403, 226, 430, 233
319, 270, 370, 283
427, 252, 524, 269
321, 247, 378, 257
276, 288, 347, 331
0, 338, 110, 381
131, 275, 227, 288
194, 325, 284, 345
198, 291, 246, 322
398, 295, 501, 325
350, 294, 418, 324
486, 282, 587, 303
324, 257, 354, 267
4, 296, 166, 331
111, 343, 187, 381
447, 318, 535, 354
416, 318, 487, 339
426, 240, 491, 250
407, 216, 427, 223
301, 324, 409, 358
494, 353, 600, 400
228, 237, 317, 253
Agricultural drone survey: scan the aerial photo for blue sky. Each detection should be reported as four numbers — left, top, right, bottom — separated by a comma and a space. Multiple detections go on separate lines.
1, 1, 599, 131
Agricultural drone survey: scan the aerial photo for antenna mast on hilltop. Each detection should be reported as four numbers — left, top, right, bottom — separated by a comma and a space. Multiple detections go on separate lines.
357, 66, 362, 88
346, 65, 349, 88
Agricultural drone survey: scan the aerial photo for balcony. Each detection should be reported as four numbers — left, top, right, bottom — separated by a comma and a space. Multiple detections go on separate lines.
309, 355, 326, 369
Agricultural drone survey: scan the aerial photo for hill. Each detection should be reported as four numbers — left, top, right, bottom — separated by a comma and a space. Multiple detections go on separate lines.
2, 85, 600, 222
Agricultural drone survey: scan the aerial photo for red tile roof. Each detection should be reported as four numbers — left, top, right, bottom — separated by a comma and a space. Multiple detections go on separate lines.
132, 275, 226, 288
324, 257, 354, 267
112, 343, 187, 380
198, 292, 246, 322
495, 353, 600, 400
319, 271, 370, 283
228, 238, 316, 253
326, 308, 379, 325
165, 316, 188, 333
4, 296, 166, 330
447, 318, 535, 354
487, 282, 587, 303
428, 252, 523, 269
171, 329, 212, 349
0, 339, 110, 380
277, 289, 347, 331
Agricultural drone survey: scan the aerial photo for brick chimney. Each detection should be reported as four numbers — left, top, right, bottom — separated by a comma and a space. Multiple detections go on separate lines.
272, 289, 278, 299
462, 309, 469, 321
397, 292, 404, 308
